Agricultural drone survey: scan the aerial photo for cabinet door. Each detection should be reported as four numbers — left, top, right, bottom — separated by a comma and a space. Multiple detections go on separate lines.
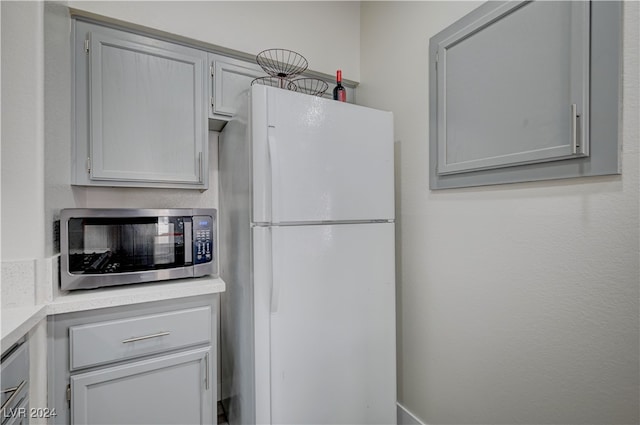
70, 347, 213, 425
73, 21, 208, 189
435, 1, 589, 176
210, 54, 264, 118
425, 0, 630, 191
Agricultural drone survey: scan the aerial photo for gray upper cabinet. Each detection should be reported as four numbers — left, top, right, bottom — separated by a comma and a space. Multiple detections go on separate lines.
430, 1, 622, 189
436, 1, 589, 175
73, 20, 209, 189
209, 53, 264, 130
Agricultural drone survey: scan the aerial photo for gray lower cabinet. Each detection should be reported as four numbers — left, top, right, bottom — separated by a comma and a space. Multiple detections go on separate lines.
71, 348, 211, 425
1, 341, 29, 425
48, 296, 217, 425
72, 19, 209, 189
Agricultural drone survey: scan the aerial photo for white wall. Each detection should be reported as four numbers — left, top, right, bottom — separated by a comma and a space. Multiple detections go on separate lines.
67, 1, 361, 80
1, 4, 48, 416
1, 0, 2, 269
1, 1, 45, 261
360, 1, 639, 424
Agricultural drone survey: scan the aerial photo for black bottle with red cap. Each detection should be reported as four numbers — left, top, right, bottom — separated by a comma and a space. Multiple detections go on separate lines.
333, 70, 346, 102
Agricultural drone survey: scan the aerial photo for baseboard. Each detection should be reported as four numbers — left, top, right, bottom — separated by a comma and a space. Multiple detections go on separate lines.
397, 403, 427, 425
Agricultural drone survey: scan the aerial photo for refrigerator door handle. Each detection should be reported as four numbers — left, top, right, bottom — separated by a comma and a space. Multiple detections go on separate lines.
269, 227, 281, 313
267, 131, 281, 223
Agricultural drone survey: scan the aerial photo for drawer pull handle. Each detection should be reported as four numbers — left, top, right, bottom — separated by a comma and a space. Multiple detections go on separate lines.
121, 331, 170, 344
1, 380, 27, 411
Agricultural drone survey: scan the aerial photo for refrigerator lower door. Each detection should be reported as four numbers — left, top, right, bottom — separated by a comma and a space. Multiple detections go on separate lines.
257, 222, 397, 425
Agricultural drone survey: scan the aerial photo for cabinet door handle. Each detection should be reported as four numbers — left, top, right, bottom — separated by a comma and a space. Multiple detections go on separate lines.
121, 331, 170, 344
198, 152, 204, 183
570, 103, 578, 154
205, 353, 210, 390
1, 380, 27, 411
1, 386, 20, 394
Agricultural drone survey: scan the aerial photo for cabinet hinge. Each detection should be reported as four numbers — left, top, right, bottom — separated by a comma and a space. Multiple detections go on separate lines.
87, 157, 91, 174
435, 51, 439, 69
210, 65, 214, 78
84, 39, 89, 53
210, 96, 214, 109
66, 384, 71, 407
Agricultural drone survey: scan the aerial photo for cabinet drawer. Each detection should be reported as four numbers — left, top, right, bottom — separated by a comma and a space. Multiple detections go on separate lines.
69, 306, 211, 370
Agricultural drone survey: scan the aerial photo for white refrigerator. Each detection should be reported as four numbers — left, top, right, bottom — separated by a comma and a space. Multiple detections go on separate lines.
219, 85, 396, 425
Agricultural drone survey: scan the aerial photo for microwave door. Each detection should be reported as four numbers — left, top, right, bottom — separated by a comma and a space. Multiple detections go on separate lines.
66, 217, 183, 274
154, 217, 176, 266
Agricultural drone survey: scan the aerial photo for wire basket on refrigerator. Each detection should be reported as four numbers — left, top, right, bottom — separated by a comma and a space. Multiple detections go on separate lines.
291, 78, 329, 97
251, 76, 298, 91
256, 49, 308, 80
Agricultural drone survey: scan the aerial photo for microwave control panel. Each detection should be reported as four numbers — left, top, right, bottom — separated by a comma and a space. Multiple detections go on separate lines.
193, 215, 213, 264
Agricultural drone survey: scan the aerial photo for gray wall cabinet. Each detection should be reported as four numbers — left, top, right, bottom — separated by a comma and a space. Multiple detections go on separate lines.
208, 54, 265, 131
72, 20, 209, 189
48, 296, 217, 425
429, 0, 622, 189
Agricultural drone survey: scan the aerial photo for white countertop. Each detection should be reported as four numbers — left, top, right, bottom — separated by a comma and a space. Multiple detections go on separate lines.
1, 304, 48, 350
1, 276, 225, 350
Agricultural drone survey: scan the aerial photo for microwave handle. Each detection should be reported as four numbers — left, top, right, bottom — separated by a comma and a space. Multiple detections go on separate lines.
184, 220, 193, 264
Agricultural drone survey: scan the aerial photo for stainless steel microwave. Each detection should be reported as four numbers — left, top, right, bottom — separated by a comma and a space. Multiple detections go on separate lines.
59, 208, 217, 290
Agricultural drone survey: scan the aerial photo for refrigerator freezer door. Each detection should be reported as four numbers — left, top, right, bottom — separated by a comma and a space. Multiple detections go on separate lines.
263, 222, 397, 425
252, 85, 395, 224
